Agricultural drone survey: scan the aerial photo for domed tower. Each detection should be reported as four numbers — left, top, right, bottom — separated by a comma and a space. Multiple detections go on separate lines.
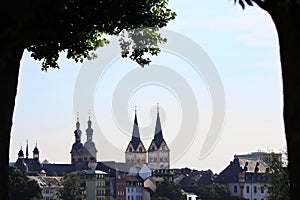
33, 143, 40, 160
71, 113, 84, 164
83, 112, 98, 162
125, 107, 147, 167
30, 142, 43, 174
148, 103, 170, 169
14, 146, 28, 173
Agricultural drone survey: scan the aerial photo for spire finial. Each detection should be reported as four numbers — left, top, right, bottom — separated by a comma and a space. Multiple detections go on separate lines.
26, 139, 29, 159
77, 112, 79, 122
135, 106, 137, 115
89, 110, 91, 120
157, 102, 159, 113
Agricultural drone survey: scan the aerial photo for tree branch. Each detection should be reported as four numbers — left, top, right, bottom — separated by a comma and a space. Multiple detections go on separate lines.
251, 0, 269, 11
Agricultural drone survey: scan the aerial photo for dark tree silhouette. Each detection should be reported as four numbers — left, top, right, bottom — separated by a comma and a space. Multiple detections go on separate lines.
59, 173, 83, 200
8, 166, 42, 200
234, 0, 300, 199
0, 1, 175, 199
195, 183, 245, 200
152, 180, 186, 200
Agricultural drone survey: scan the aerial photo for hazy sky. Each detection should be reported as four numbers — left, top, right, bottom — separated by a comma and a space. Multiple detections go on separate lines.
10, 0, 287, 174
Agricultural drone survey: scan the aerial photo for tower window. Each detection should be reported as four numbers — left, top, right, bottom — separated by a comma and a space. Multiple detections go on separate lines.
129, 147, 133, 152
139, 147, 143, 152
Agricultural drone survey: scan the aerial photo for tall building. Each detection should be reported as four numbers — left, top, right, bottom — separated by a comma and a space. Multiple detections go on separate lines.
125, 108, 147, 167
71, 113, 98, 170
147, 104, 170, 170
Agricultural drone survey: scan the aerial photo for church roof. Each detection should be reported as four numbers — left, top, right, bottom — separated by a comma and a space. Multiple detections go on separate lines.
131, 110, 142, 151
153, 109, 164, 148
43, 163, 72, 176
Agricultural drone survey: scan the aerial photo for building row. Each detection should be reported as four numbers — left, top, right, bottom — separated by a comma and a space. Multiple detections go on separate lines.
13, 105, 171, 200
13, 105, 281, 200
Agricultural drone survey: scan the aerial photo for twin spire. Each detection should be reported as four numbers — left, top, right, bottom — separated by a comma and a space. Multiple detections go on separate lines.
130, 103, 164, 150
74, 111, 93, 142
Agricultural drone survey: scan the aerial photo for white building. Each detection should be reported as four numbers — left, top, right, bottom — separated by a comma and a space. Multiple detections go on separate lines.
218, 153, 274, 200
28, 173, 62, 200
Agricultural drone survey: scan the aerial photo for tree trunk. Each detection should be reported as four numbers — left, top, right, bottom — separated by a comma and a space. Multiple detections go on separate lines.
271, 5, 300, 200
0, 42, 24, 199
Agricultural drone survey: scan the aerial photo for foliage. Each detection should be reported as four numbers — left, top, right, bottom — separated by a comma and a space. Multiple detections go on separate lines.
265, 152, 290, 200
8, 166, 42, 200
2, 0, 176, 70
59, 173, 83, 200
152, 179, 186, 200
195, 183, 245, 200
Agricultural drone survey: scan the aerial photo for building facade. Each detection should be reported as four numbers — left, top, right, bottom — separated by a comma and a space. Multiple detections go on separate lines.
218, 155, 272, 200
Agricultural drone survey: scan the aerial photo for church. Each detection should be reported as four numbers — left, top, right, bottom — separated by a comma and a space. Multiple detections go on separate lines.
125, 105, 170, 170
14, 104, 170, 176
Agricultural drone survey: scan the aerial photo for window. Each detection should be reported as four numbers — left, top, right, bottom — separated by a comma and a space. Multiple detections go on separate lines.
261, 186, 264, 193
234, 185, 238, 193
254, 186, 257, 193
139, 147, 143, 152
246, 186, 249, 193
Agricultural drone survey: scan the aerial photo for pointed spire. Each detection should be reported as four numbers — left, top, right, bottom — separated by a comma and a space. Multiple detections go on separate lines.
131, 106, 141, 150
26, 140, 29, 159
154, 103, 164, 148
88, 110, 92, 128
76, 112, 80, 130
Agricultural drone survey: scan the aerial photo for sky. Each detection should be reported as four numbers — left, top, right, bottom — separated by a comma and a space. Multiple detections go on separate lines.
9, 0, 287, 174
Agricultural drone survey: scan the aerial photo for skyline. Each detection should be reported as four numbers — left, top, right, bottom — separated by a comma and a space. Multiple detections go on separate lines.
10, 0, 287, 174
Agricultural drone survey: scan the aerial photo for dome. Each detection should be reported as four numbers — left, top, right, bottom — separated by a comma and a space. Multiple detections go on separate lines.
18, 149, 24, 157
33, 146, 39, 154
72, 141, 83, 151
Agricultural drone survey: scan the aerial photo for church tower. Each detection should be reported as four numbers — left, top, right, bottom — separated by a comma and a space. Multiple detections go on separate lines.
70, 113, 84, 164
148, 104, 170, 169
125, 107, 147, 166
14, 146, 28, 173
83, 111, 97, 162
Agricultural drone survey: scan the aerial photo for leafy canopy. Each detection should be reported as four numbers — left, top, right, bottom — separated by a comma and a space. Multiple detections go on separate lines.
8, 166, 42, 200
1, 0, 176, 70
59, 173, 83, 200
152, 180, 186, 200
